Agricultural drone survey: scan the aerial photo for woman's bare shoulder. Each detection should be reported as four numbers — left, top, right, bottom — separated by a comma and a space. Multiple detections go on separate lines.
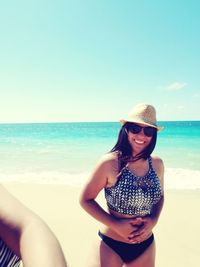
95, 152, 119, 176
151, 155, 164, 167
151, 155, 164, 180
98, 152, 118, 166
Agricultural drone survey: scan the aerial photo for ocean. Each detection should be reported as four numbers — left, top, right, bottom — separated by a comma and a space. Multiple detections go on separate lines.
0, 121, 200, 190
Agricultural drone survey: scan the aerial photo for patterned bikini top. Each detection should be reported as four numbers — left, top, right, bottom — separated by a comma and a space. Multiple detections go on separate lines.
104, 157, 162, 216
0, 239, 20, 266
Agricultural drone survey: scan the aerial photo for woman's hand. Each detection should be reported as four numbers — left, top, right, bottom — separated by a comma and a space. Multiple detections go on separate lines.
111, 217, 144, 242
129, 216, 156, 243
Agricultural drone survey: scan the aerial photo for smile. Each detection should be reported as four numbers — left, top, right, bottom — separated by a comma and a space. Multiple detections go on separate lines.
134, 139, 145, 144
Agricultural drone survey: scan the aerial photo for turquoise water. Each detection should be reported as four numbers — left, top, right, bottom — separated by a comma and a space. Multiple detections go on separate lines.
0, 121, 200, 189
156, 121, 200, 170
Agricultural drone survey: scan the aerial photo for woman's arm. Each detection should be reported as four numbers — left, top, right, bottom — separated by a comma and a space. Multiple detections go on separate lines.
151, 156, 165, 222
80, 155, 117, 228
0, 185, 67, 267
80, 155, 142, 241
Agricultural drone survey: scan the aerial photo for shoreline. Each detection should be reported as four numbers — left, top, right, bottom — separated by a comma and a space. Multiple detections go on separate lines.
2, 182, 200, 267
1, 166, 200, 190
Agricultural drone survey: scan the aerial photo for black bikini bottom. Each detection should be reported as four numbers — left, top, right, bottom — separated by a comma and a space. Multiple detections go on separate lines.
98, 231, 154, 263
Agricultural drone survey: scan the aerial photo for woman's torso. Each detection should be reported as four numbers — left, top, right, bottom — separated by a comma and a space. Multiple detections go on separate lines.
101, 155, 163, 242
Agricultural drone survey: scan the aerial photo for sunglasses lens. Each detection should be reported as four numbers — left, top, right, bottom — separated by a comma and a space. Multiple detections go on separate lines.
126, 123, 156, 137
127, 124, 142, 134
143, 127, 156, 137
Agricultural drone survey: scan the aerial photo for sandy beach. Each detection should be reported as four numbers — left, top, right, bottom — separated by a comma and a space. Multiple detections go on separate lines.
3, 182, 200, 267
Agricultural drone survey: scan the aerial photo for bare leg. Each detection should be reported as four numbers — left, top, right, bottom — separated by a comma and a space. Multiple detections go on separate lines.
125, 240, 156, 267
84, 237, 124, 267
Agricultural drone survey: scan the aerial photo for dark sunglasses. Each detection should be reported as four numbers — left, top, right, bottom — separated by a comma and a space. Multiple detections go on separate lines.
126, 123, 156, 137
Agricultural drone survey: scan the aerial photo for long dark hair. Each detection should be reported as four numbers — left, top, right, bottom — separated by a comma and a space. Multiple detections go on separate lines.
110, 122, 157, 171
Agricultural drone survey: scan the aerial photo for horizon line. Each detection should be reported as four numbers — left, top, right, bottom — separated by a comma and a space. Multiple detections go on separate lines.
0, 119, 200, 125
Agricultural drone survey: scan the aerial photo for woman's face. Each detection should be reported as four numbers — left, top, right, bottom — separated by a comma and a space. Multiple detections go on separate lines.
126, 123, 154, 155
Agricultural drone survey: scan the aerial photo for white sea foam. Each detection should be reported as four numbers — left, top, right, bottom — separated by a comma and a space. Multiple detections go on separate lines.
0, 171, 89, 187
164, 168, 200, 190
0, 168, 200, 190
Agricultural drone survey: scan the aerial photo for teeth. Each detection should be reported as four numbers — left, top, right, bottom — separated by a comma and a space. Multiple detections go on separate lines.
135, 139, 144, 144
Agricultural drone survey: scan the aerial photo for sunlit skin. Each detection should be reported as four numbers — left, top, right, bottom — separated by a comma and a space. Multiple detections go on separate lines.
127, 123, 153, 157
99, 123, 155, 244
80, 121, 164, 267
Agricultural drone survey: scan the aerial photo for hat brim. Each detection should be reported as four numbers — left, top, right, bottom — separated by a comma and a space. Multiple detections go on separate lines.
120, 119, 164, 131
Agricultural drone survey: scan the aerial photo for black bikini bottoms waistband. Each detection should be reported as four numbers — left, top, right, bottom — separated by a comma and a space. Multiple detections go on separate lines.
98, 231, 154, 263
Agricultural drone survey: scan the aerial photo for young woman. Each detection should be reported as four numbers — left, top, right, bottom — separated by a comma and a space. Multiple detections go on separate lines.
0, 185, 68, 267
80, 103, 164, 267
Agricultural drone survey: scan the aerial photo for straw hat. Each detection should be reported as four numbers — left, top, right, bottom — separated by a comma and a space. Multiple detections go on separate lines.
120, 103, 163, 131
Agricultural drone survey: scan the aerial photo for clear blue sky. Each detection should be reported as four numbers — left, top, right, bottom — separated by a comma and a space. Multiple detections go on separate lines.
0, 0, 199, 123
